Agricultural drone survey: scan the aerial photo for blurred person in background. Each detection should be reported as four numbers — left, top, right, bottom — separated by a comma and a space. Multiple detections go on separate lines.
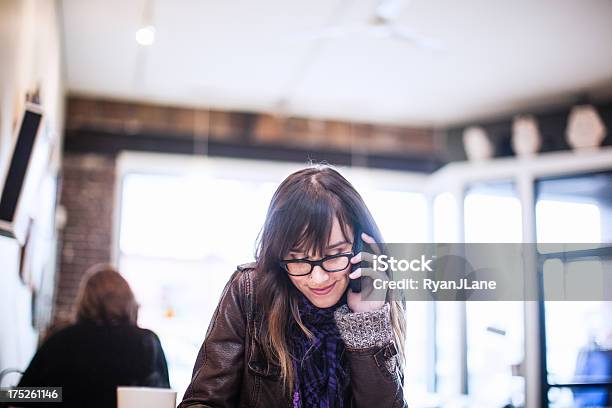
180, 165, 408, 408
15, 264, 170, 408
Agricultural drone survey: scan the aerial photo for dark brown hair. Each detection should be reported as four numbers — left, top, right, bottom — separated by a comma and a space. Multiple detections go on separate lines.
254, 164, 407, 392
74, 264, 139, 325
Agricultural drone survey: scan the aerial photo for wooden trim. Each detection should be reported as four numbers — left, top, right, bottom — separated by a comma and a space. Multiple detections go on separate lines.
64, 128, 443, 173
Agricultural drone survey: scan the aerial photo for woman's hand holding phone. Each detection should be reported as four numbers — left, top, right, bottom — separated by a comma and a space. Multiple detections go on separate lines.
347, 232, 387, 313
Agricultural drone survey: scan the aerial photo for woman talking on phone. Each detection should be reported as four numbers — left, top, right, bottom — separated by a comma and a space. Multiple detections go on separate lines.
180, 165, 408, 408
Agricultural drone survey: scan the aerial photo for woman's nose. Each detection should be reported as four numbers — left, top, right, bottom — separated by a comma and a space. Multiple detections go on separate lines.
310, 265, 330, 285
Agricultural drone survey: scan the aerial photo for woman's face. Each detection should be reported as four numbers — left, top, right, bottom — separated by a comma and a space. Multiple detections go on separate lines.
287, 217, 352, 308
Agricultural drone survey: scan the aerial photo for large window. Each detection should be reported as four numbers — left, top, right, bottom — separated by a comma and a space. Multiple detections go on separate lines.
464, 182, 525, 407
430, 181, 526, 407
118, 170, 278, 399
422, 149, 612, 407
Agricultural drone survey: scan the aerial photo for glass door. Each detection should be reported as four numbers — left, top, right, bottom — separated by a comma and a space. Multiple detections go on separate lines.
535, 171, 612, 408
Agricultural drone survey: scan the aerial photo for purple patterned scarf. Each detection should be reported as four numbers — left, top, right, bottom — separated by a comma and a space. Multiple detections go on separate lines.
289, 290, 349, 408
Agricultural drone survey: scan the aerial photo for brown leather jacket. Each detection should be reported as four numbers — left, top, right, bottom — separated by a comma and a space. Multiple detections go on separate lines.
179, 262, 408, 408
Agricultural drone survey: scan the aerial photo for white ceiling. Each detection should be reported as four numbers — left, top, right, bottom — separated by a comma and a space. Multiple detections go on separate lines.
60, 0, 612, 127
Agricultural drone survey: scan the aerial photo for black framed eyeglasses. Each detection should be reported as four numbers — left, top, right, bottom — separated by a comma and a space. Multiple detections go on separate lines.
279, 252, 354, 276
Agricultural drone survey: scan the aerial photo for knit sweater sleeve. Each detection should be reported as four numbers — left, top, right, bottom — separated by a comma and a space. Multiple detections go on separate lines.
333, 302, 392, 349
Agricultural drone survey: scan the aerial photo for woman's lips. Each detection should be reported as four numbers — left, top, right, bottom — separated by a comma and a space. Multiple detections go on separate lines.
309, 281, 336, 296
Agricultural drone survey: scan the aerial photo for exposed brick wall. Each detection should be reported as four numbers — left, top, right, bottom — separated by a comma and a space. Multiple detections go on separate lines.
53, 153, 116, 326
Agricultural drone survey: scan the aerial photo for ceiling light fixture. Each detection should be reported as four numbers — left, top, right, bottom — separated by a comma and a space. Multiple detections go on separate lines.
136, 25, 156, 46
136, 0, 156, 46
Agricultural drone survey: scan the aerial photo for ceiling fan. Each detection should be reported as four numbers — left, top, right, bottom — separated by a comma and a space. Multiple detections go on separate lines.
289, 0, 443, 51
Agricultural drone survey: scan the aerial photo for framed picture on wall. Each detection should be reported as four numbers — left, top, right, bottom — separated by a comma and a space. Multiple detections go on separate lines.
0, 103, 45, 245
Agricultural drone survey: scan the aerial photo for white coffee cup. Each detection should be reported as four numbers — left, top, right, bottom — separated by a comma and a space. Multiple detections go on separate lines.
117, 386, 177, 408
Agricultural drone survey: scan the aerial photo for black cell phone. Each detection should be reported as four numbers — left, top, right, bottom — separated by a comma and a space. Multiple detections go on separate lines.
350, 225, 363, 293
